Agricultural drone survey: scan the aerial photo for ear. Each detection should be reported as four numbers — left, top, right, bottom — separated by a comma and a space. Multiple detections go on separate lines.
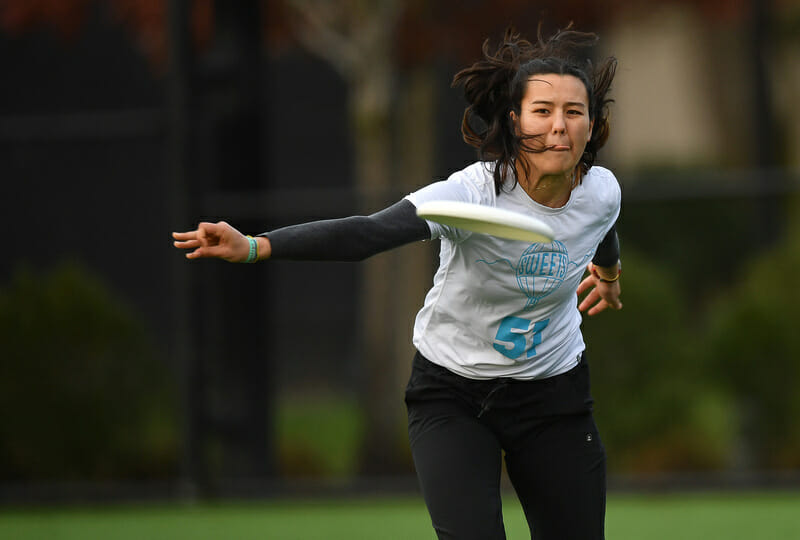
509, 110, 521, 135
588, 119, 594, 141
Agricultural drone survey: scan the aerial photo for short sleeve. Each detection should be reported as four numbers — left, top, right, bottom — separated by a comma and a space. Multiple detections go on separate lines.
404, 162, 496, 241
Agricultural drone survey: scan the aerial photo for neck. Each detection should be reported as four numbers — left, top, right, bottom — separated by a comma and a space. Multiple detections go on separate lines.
516, 164, 577, 208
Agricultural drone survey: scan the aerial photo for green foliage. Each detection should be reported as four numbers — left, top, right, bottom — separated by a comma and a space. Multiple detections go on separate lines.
618, 196, 762, 302
584, 250, 735, 473
0, 262, 178, 481
275, 392, 365, 477
704, 215, 800, 468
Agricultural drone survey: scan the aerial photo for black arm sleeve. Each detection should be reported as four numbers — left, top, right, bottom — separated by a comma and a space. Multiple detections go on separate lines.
591, 223, 620, 267
258, 199, 431, 261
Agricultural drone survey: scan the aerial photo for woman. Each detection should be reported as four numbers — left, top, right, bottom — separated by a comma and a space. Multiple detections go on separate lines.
174, 25, 621, 540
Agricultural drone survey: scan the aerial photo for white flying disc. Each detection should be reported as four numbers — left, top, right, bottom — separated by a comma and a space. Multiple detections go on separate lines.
416, 200, 554, 243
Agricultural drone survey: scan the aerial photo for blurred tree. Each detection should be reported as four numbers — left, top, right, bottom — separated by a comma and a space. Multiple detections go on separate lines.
280, 0, 409, 473
705, 200, 800, 470
0, 263, 178, 481
582, 249, 734, 473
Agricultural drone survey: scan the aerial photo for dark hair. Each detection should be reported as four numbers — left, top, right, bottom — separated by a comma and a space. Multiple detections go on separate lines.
452, 25, 617, 194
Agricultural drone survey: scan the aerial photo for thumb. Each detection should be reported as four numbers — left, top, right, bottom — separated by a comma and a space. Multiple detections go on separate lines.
187, 244, 229, 260
605, 295, 623, 310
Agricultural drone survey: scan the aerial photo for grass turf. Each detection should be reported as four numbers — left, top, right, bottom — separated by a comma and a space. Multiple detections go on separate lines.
1, 491, 799, 539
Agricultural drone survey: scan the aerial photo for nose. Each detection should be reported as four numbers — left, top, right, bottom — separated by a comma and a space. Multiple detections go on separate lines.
551, 111, 566, 134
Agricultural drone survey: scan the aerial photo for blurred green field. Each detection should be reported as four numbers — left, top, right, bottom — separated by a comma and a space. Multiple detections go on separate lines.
1, 491, 799, 539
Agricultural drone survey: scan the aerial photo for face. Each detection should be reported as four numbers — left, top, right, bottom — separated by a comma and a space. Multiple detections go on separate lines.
511, 73, 593, 178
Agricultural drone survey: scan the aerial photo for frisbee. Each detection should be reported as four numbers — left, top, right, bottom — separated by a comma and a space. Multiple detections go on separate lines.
416, 200, 554, 243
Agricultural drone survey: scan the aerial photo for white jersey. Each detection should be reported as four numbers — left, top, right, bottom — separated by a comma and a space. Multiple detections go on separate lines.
405, 162, 621, 380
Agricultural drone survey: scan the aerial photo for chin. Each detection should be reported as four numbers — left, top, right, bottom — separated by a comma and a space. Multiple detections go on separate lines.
537, 163, 577, 177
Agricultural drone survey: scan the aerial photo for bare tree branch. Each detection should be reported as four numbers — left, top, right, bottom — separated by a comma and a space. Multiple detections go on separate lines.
283, 0, 402, 78
283, 0, 360, 76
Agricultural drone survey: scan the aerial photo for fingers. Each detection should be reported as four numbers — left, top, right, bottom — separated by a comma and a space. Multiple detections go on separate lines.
172, 229, 203, 253
173, 239, 200, 249
172, 230, 197, 241
576, 274, 595, 296
586, 300, 610, 316
185, 246, 225, 259
172, 229, 205, 250
579, 291, 611, 316
172, 222, 223, 241
581, 296, 622, 315
598, 281, 623, 311
578, 277, 623, 316
578, 287, 601, 312
172, 221, 244, 262
172, 222, 224, 255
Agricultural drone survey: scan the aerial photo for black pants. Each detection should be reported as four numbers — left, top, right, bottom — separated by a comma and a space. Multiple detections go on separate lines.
405, 352, 606, 540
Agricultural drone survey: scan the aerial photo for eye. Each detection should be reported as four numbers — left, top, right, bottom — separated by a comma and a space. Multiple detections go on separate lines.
533, 108, 550, 114
567, 109, 584, 116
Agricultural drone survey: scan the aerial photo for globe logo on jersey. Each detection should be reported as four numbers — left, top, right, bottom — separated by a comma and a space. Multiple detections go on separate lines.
516, 240, 569, 309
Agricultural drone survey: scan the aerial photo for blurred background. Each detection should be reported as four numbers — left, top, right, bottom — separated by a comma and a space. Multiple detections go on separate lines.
2, 0, 800, 505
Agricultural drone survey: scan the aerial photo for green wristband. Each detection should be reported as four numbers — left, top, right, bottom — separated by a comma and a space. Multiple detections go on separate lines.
244, 235, 258, 263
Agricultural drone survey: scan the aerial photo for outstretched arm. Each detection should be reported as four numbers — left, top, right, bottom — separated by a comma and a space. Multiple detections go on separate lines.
261, 199, 430, 261
172, 199, 430, 263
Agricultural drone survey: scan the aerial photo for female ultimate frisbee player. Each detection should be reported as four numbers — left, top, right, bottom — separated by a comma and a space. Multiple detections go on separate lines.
174, 25, 622, 540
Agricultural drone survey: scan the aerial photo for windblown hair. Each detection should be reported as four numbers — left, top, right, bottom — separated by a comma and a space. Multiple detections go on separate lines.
452, 24, 617, 194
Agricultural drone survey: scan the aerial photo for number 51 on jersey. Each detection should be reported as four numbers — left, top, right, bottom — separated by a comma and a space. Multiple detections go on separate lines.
492, 316, 550, 360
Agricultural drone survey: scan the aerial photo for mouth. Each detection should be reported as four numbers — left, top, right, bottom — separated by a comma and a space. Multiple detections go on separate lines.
546, 145, 570, 152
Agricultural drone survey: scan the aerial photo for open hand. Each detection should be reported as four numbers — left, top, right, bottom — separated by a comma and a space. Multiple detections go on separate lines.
172, 221, 250, 262
577, 263, 622, 316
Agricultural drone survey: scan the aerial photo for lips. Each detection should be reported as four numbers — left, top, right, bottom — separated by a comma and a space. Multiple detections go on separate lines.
547, 145, 570, 151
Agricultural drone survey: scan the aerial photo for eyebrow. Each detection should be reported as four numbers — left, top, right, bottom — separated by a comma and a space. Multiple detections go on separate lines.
530, 100, 587, 108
